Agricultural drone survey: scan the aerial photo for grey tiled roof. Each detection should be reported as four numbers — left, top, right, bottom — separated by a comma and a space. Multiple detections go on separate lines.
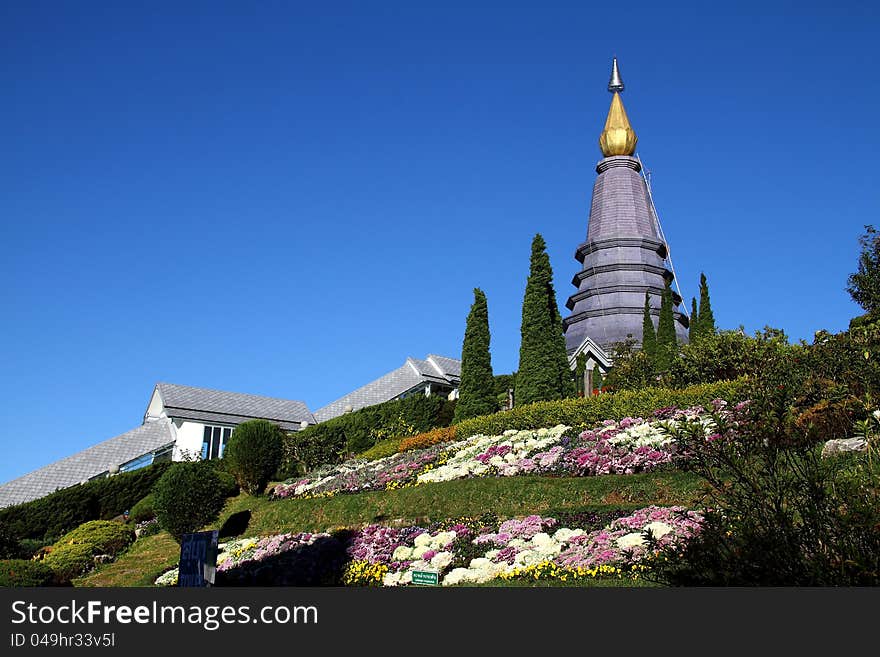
0, 419, 175, 509
155, 383, 315, 429
314, 354, 461, 423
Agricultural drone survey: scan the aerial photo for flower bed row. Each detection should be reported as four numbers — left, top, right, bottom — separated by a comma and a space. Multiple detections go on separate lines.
155, 505, 703, 587
271, 402, 735, 499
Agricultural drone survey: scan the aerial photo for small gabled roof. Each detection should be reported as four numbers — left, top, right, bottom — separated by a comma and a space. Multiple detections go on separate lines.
0, 419, 175, 509
314, 353, 461, 423
568, 335, 613, 371
150, 383, 315, 431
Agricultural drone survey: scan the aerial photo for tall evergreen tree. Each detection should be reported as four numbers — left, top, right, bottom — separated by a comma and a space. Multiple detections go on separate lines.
697, 273, 716, 339
454, 288, 497, 422
515, 234, 574, 406
689, 297, 698, 343
641, 291, 657, 362
655, 281, 677, 370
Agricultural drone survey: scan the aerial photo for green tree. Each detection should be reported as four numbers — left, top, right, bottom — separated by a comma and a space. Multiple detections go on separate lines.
153, 463, 226, 542
515, 234, 574, 405
655, 281, 677, 371
454, 288, 498, 422
641, 291, 657, 362
223, 419, 285, 495
689, 297, 698, 343
847, 225, 880, 317
697, 273, 716, 339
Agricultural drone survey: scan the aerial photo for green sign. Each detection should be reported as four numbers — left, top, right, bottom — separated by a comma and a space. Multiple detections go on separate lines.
411, 570, 439, 586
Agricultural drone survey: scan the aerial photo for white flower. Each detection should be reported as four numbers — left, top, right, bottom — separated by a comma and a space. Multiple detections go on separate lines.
431, 552, 453, 570
383, 571, 405, 587
873, 409, 880, 421
645, 521, 673, 540
433, 531, 457, 547
553, 528, 584, 543
616, 532, 646, 549
413, 533, 433, 547
392, 546, 413, 561
411, 546, 430, 559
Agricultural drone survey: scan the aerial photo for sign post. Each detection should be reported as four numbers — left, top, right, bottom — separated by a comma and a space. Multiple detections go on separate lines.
177, 530, 219, 587
411, 570, 440, 586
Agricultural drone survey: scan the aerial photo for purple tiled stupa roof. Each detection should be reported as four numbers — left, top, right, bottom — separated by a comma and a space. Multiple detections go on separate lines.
563, 61, 689, 354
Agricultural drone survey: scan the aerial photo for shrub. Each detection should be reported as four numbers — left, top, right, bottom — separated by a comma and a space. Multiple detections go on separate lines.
128, 495, 155, 524
356, 437, 406, 461
454, 378, 751, 439
222, 420, 285, 495
397, 426, 457, 453
650, 387, 880, 585
0, 522, 20, 559
153, 463, 226, 542
215, 469, 240, 499
42, 520, 135, 582
0, 461, 171, 543
0, 560, 55, 587
281, 394, 457, 477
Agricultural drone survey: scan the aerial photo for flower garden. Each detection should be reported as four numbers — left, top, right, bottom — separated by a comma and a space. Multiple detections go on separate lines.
271, 402, 734, 499
155, 504, 703, 587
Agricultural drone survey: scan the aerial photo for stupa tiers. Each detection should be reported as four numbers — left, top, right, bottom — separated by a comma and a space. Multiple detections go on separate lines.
563, 58, 689, 354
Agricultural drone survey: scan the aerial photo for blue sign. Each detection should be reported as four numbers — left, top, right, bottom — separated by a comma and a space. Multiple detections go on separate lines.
178, 530, 219, 587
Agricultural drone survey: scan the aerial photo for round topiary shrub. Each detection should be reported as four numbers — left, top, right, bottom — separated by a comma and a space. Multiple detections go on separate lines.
42, 520, 135, 582
0, 559, 55, 587
222, 420, 285, 495
128, 494, 155, 524
153, 462, 226, 542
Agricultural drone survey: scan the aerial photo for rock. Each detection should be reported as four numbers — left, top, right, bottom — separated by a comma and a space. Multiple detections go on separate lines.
93, 554, 115, 565
821, 438, 867, 458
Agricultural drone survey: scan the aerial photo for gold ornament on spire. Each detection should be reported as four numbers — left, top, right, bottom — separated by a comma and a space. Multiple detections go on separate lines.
599, 91, 637, 157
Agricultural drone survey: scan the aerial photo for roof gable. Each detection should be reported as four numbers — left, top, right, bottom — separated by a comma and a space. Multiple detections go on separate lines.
153, 383, 315, 428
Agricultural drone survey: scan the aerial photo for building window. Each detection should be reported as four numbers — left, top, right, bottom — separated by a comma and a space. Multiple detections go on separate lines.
202, 425, 233, 460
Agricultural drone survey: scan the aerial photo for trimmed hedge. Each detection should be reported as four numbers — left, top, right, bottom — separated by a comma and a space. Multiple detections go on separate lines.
0, 560, 56, 587
281, 394, 457, 477
0, 462, 172, 543
454, 378, 752, 439
398, 425, 458, 453
128, 495, 155, 524
42, 520, 135, 583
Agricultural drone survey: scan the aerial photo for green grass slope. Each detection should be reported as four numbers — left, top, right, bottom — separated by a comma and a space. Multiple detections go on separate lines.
75, 470, 706, 587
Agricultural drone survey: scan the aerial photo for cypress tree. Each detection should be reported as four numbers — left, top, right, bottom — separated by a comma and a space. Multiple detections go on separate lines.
515, 234, 574, 406
453, 288, 497, 422
641, 291, 657, 362
697, 273, 716, 339
655, 281, 677, 370
689, 297, 698, 343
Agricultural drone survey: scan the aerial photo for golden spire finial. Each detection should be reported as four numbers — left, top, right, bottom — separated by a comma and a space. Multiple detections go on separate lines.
598, 58, 637, 157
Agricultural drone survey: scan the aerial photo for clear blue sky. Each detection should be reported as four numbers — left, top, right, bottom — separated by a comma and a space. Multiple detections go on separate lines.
1, 1, 877, 485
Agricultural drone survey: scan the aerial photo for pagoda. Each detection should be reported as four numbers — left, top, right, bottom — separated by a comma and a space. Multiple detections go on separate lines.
563, 58, 689, 356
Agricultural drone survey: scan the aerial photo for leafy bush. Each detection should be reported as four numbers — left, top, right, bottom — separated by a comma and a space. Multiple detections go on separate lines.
650, 387, 880, 585
128, 495, 155, 524
0, 522, 20, 559
153, 462, 226, 542
454, 379, 751, 439
215, 469, 240, 498
0, 560, 56, 587
398, 426, 457, 453
0, 461, 171, 543
222, 420, 285, 495
280, 394, 457, 477
42, 520, 135, 583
